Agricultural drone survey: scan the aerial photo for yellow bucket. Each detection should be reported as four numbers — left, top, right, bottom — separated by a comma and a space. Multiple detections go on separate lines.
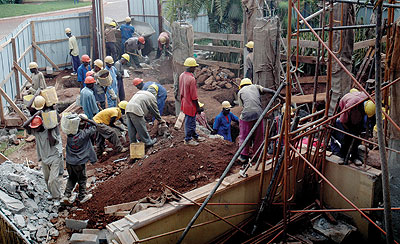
130, 142, 145, 159
40, 86, 58, 107
42, 110, 58, 129
23, 95, 34, 106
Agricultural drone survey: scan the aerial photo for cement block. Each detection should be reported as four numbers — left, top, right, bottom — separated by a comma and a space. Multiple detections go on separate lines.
66, 218, 88, 230
83, 229, 108, 242
70, 233, 99, 244
0, 190, 25, 212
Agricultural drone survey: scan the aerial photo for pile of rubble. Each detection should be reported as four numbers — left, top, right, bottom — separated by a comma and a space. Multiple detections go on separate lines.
0, 128, 21, 146
0, 161, 61, 243
194, 66, 239, 91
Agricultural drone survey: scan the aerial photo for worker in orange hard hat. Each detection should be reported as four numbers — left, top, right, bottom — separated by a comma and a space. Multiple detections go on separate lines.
77, 54, 91, 90
80, 76, 99, 119
156, 32, 170, 59
23, 112, 63, 206
124, 36, 145, 68
133, 77, 168, 117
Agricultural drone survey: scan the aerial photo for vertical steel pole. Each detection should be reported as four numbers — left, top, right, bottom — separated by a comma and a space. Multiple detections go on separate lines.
375, 1, 394, 243
325, 0, 334, 117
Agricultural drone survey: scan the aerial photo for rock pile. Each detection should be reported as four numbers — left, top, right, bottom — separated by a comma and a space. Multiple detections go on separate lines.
194, 66, 239, 91
0, 161, 60, 243
0, 128, 22, 146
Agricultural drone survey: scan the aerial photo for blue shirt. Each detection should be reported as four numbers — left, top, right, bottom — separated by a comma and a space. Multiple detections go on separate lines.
105, 66, 118, 107
142, 82, 167, 100
77, 64, 91, 86
120, 24, 135, 42
213, 111, 239, 142
80, 87, 99, 119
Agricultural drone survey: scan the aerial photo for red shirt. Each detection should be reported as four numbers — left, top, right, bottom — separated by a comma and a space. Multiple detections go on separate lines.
179, 71, 198, 116
339, 91, 368, 125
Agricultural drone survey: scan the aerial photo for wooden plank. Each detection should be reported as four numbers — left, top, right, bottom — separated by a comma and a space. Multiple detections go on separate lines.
0, 86, 28, 122
0, 90, 4, 124
34, 15, 89, 23
194, 44, 243, 54
105, 201, 138, 214
0, 71, 14, 88
32, 42, 60, 71
11, 38, 21, 99
16, 45, 33, 63
281, 55, 318, 64
354, 36, 386, 50
290, 92, 326, 104
196, 59, 240, 70
194, 32, 244, 42
282, 38, 322, 49
36, 35, 90, 45
31, 21, 37, 63
297, 76, 327, 84
13, 23, 30, 39
0, 39, 11, 49
13, 61, 33, 84
0, 153, 9, 164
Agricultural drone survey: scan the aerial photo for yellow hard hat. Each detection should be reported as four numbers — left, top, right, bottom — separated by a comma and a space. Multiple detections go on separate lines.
118, 101, 128, 110
32, 95, 46, 110
281, 103, 296, 116
149, 84, 159, 93
125, 16, 131, 23
105, 56, 114, 64
94, 59, 104, 68
245, 41, 254, 49
109, 22, 117, 27
159, 36, 167, 44
121, 53, 130, 62
198, 102, 204, 108
350, 88, 359, 93
364, 100, 376, 118
29, 62, 38, 69
222, 101, 232, 109
239, 78, 252, 89
184, 57, 199, 67
65, 28, 71, 34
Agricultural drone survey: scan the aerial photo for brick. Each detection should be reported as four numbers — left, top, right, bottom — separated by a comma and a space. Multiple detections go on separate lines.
65, 218, 88, 230
70, 233, 99, 244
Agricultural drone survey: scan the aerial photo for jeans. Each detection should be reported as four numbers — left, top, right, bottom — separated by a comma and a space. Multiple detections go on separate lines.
64, 163, 87, 200
126, 112, 153, 145
71, 55, 81, 73
74, 0, 79, 4
184, 114, 198, 141
239, 119, 264, 157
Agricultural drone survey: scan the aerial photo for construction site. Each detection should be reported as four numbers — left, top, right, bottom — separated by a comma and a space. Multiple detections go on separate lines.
0, 0, 400, 243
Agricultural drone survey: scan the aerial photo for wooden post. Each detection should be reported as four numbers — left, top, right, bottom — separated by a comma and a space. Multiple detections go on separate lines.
31, 21, 37, 63
157, 0, 163, 34
11, 38, 21, 99
0, 86, 28, 122
0, 91, 4, 125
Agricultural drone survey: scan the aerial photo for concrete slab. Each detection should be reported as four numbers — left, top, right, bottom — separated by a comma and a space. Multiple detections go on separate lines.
70, 233, 99, 244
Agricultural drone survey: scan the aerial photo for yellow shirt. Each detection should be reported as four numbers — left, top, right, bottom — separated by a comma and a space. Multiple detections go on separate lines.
69, 36, 79, 56
93, 108, 121, 125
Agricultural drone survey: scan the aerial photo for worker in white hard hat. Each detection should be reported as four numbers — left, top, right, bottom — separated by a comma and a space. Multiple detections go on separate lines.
179, 57, 206, 146
105, 22, 118, 61
92, 59, 107, 109
211, 101, 239, 142
65, 28, 80, 75
26, 62, 47, 95
119, 16, 135, 53
245, 41, 254, 81
156, 32, 170, 59
114, 54, 130, 101
104, 56, 119, 108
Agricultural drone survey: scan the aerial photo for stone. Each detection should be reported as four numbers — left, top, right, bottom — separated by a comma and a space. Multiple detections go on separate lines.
20, 192, 28, 199
225, 83, 233, 89
49, 212, 58, 219
30, 216, 38, 220
24, 198, 39, 211
4, 182, 18, 193
188, 175, 196, 182
9, 134, 19, 145
26, 135, 35, 142
22, 230, 30, 239
7, 173, 23, 183
1, 208, 11, 216
66, 218, 89, 230
36, 228, 47, 239
0, 136, 9, 143
14, 214, 26, 228
70, 233, 99, 244
0, 190, 25, 213
37, 212, 48, 219
49, 227, 59, 237
27, 223, 37, 232
313, 217, 356, 243
8, 128, 18, 135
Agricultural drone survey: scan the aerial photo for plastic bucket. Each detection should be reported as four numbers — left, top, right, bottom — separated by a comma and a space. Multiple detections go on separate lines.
42, 110, 58, 129
61, 113, 80, 135
130, 142, 145, 159
96, 70, 112, 87
23, 95, 34, 106
40, 86, 58, 107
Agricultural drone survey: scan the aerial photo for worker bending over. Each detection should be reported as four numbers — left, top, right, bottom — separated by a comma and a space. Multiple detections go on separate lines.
80, 76, 99, 119
212, 101, 239, 142
133, 78, 168, 116
331, 90, 376, 165
26, 62, 47, 95
125, 36, 145, 68
156, 32, 170, 59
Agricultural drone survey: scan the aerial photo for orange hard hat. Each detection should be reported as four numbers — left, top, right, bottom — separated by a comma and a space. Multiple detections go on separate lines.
138, 36, 145, 44
30, 116, 43, 128
86, 71, 95, 77
133, 78, 143, 86
81, 54, 91, 62
84, 76, 96, 84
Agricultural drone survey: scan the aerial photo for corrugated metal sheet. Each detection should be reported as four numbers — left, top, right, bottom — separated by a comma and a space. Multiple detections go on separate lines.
0, 12, 90, 120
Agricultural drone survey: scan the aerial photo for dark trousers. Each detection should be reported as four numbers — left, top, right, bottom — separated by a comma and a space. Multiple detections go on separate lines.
106, 42, 117, 61
64, 163, 87, 200
117, 76, 125, 101
71, 55, 81, 73
184, 114, 198, 141
96, 123, 123, 153
331, 119, 361, 160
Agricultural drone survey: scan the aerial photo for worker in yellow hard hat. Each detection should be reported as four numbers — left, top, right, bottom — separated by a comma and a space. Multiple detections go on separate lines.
65, 28, 80, 75
25, 62, 47, 95
331, 90, 376, 166
104, 56, 119, 108
105, 21, 117, 61
245, 41, 254, 81
211, 101, 239, 142
120, 16, 135, 53
156, 32, 170, 59
113, 54, 130, 101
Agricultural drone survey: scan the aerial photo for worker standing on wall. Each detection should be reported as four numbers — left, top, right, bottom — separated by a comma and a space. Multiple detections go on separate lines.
26, 62, 47, 95
331, 91, 376, 166
114, 54, 129, 101
65, 28, 80, 75
119, 17, 135, 54
133, 78, 168, 116
125, 36, 145, 68
80, 76, 99, 120
77, 55, 91, 90
105, 22, 118, 61
212, 101, 239, 142
245, 41, 254, 81
180, 57, 206, 146
156, 32, 170, 59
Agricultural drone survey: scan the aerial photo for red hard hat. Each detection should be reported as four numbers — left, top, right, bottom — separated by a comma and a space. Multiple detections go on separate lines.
30, 116, 43, 128
84, 76, 96, 84
81, 54, 91, 62
133, 78, 143, 86
86, 71, 95, 77
138, 36, 145, 44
